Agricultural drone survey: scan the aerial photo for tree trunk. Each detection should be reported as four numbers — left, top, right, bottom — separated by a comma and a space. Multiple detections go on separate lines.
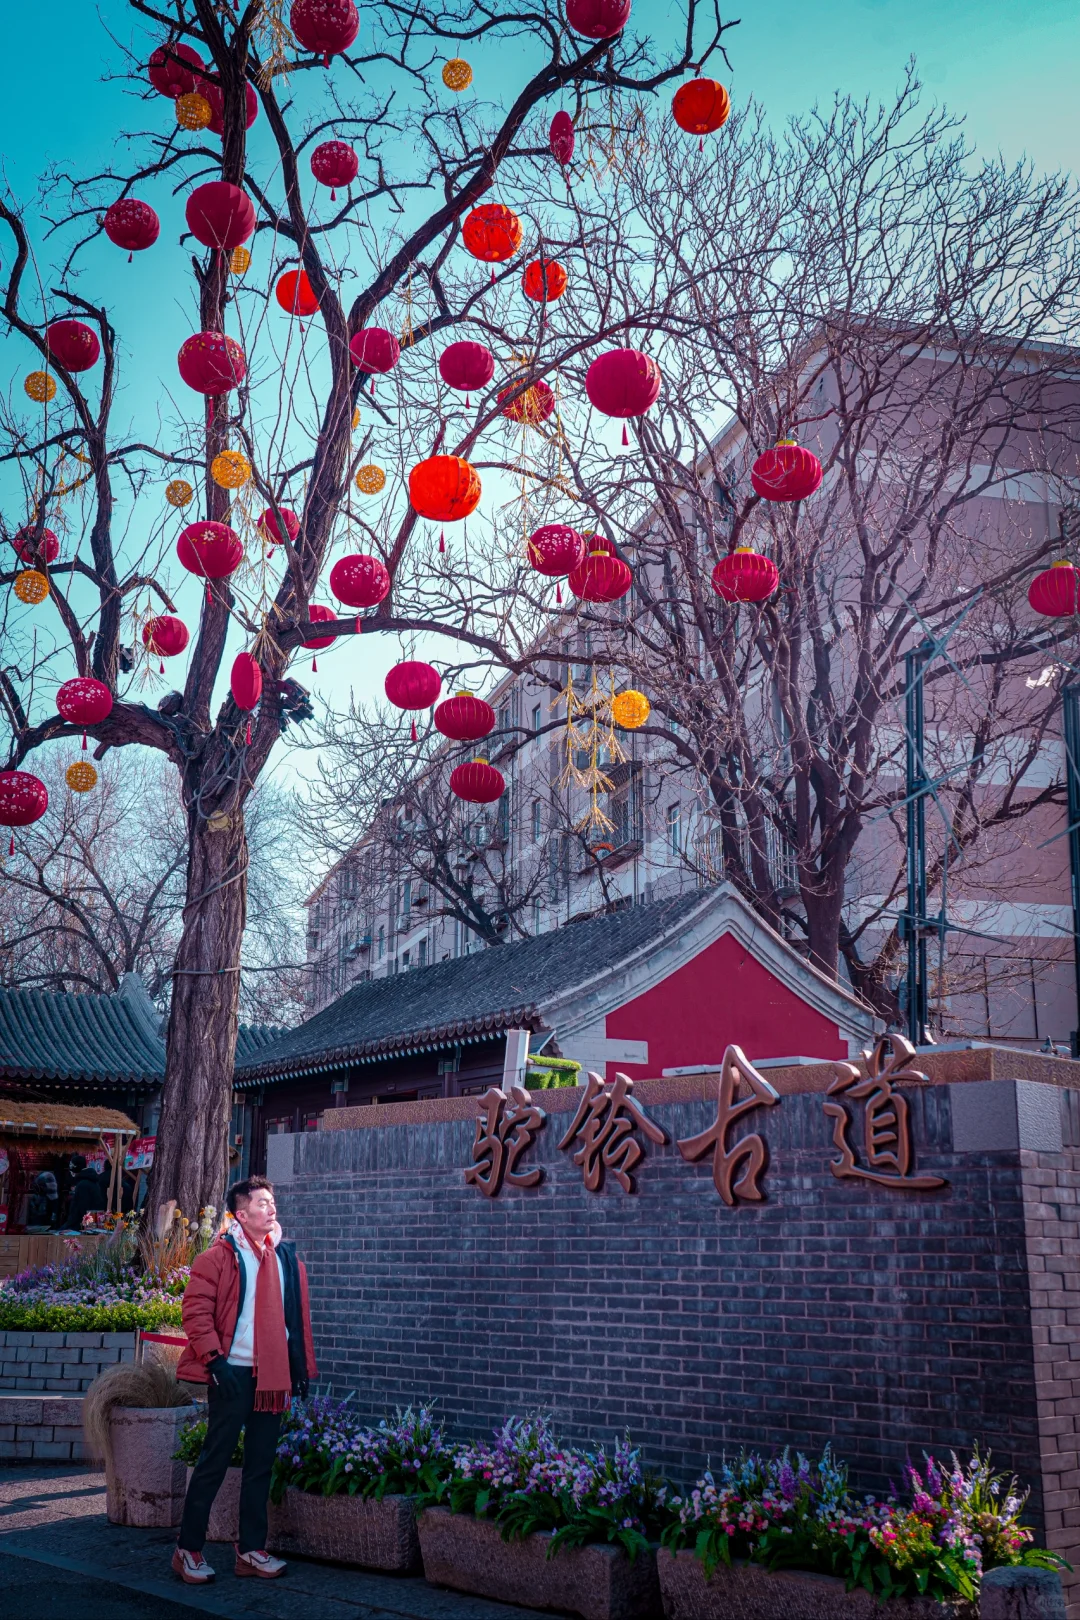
149, 808, 248, 1216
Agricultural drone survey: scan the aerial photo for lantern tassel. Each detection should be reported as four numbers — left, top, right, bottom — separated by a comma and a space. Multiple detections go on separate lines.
489, 268, 495, 287
159, 659, 165, 675
323, 51, 330, 66
312, 656, 318, 672
206, 582, 212, 606
621, 423, 629, 447
698, 135, 704, 153
331, 187, 337, 201
410, 718, 417, 742
556, 583, 563, 605
7, 832, 13, 856
464, 393, 470, 408
439, 529, 446, 554
245, 718, 252, 746
128, 252, 133, 264
81, 732, 87, 750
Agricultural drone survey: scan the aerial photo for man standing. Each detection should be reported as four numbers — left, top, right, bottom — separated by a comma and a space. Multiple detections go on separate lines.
172, 1175, 317, 1584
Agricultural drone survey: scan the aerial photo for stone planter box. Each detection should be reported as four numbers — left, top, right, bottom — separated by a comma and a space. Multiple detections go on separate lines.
185, 1464, 241, 1543
267, 1486, 420, 1572
655, 1548, 976, 1620
103, 1403, 197, 1528
417, 1506, 661, 1620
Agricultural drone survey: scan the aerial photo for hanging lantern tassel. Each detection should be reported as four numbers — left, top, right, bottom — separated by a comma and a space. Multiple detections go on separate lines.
245, 718, 252, 746
206, 582, 213, 606
489, 268, 495, 287
556, 582, 563, 605
331, 187, 337, 201
410, 718, 417, 742
622, 423, 629, 447
312, 655, 318, 672
158, 659, 165, 675
699, 136, 704, 153
81, 732, 87, 750
7, 833, 13, 857
439, 529, 446, 554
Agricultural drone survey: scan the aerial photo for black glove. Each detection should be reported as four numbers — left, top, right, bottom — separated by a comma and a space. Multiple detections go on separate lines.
292, 1378, 310, 1401
207, 1355, 244, 1396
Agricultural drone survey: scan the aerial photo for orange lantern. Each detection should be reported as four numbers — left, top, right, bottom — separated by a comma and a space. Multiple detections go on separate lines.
408, 456, 481, 522
462, 204, 522, 265
672, 79, 731, 147
66, 761, 98, 793
14, 569, 49, 605
522, 259, 568, 302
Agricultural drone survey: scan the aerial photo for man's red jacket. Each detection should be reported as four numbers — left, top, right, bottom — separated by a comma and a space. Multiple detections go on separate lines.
177, 1228, 318, 1390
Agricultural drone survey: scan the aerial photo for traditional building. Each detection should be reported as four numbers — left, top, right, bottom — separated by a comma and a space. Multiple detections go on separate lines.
236, 883, 879, 1171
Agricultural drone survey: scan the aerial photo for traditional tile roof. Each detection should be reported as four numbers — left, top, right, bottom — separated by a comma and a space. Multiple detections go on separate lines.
235, 889, 715, 1085
0, 977, 284, 1090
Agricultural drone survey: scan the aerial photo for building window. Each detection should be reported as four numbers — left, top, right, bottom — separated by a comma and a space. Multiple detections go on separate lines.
532, 898, 542, 935
667, 803, 681, 857
531, 799, 542, 841
532, 704, 542, 736
401, 949, 411, 971
419, 937, 428, 967
301, 1112, 320, 1132
378, 925, 385, 959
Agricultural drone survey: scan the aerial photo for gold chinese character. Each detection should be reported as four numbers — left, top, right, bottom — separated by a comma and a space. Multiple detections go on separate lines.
824, 1034, 946, 1190
677, 1045, 780, 1205
557, 1071, 667, 1193
464, 1086, 547, 1198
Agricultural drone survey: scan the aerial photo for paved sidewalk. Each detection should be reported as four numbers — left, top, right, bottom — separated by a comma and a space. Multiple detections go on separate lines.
0, 1465, 550, 1620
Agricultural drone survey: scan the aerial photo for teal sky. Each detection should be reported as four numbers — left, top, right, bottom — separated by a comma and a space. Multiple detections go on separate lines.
3, 0, 1079, 794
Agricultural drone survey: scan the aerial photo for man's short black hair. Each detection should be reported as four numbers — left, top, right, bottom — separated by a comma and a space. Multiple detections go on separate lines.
226, 1174, 274, 1215
69, 1153, 87, 1172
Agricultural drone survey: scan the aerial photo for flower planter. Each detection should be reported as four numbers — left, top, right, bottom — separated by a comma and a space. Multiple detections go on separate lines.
417, 1506, 661, 1620
267, 1486, 420, 1572
103, 1403, 197, 1528
655, 1548, 976, 1620
185, 1465, 241, 1542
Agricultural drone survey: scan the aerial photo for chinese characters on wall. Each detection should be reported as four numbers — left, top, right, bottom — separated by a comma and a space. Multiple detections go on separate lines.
463, 1035, 948, 1202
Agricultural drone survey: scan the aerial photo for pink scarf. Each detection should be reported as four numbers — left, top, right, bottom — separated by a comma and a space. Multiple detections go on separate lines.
243, 1230, 291, 1414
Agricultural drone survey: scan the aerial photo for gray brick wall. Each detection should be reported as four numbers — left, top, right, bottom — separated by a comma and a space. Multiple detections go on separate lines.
0, 1395, 90, 1461
0, 1331, 136, 1392
276, 1087, 1043, 1521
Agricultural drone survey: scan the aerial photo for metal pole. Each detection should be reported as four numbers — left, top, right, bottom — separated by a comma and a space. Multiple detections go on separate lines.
1062, 685, 1080, 1057
904, 646, 931, 1046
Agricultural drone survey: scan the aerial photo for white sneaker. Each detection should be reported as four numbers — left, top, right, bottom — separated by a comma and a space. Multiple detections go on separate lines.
235, 1547, 287, 1579
172, 1546, 216, 1584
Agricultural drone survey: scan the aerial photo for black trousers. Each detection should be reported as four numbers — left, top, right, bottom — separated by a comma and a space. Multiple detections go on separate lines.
178, 1369, 282, 1554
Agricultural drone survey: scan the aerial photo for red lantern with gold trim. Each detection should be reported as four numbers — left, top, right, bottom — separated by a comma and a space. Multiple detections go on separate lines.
568, 548, 632, 603
330, 553, 390, 608
450, 758, 505, 803
462, 204, 522, 264
435, 693, 496, 743
177, 520, 243, 580
177, 331, 247, 396
711, 547, 779, 603
750, 441, 822, 503
1028, 561, 1080, 618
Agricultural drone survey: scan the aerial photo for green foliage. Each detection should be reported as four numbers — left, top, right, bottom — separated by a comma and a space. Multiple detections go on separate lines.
0, 1298, 183, 1331
524, 1056, 581, 1089
175, 1415, 244, 1468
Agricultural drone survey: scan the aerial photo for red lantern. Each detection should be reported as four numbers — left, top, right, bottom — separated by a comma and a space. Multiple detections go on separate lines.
672, 79, 731, 137
349, 328, 401, 375
527, 523, 585, 576
565, 0, 631, 39
258, 506, 301, 545
177, 520, 243, 579
711, 547, 779, 604
750, 441, 822, 503
231, 652, 263, 711
45, 320, 100, 373
585, 348, 661, 419
435, 693, 496, 743
522, 259, 567, 302
311, 140, 358, 199
462, 204, 522, 264
1028, 561, 1080, 618
12, 526, 59, 565
0, 770, 49, 852
569, 549, 632, 603
450, 759, 505, 803
197, 78, 259, 136
303, 603, 338, 652
276, 269, 320, 317
177, 331, 247, 395
549, 110, 575, 166
142, 614, 189, 672
148, 42, 205, 98
289, 0, 359, 65
56, 677, 113, 728
330, 553, 391, 608
439, 340, 495, 397
409, 456, 481, 522
185, 182, 255, 252
499, 379, 555, 425
385, 662, 442, 729
103, 199, 160, 256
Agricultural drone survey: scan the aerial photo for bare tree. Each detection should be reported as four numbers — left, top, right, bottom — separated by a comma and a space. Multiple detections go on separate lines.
0, 0, 728, 1208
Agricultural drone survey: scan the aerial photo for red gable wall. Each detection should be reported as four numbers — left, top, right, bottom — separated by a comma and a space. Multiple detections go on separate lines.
603, 931, 848, 1080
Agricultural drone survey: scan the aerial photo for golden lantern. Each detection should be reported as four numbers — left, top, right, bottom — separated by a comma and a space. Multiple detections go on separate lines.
355, 463, 386, 494
14, 569, 49, 605
229, 246, 251, 275
66, 761, 98, 793
611, 689, 650, 730
351, 406, 361, 431
210, 450, 252, 490
176, 92, 213, 131
24, 372, 56, 403
165, 478, 194, 509
441, 57, 473, 91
